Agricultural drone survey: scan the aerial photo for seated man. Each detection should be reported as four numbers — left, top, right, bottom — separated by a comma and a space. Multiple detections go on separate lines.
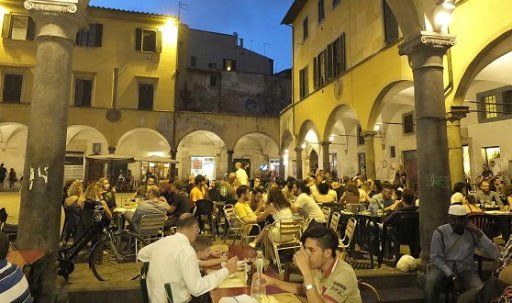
259, 226, 362, 303
472, 180, 503, 208
164, 180, 191, 228
424, 204, 500, 303
0, 232, 33, 303
138, 214, 238, 303
291, 180, 326, 227
233, 185, 271, 240
368, 184, 394, 214
125, 185, 170, 231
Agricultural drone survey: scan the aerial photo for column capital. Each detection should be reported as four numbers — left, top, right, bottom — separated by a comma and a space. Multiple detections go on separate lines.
399, 31, 456, 70
320, 141, 331, 147
227, 150, 234, 155
24, 0, 89, 41
170, 147, 178, 155
362, 130, 377, 138
107, 146, 116, 154
294, 146, 303, 153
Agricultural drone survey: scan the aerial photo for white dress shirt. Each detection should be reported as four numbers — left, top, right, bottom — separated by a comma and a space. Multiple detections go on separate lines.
138, 232, 229, 303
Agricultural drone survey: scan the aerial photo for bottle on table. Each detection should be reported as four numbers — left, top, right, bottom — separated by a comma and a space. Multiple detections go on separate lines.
250, 251, 266, 301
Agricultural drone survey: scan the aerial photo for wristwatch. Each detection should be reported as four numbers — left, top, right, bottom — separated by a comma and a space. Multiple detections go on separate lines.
303, 284, 315, 292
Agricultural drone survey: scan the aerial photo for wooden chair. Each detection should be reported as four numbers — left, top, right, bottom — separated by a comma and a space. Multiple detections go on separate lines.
330, 211, 341, 233
271, 220, 302, 276
358, 280, 383, 303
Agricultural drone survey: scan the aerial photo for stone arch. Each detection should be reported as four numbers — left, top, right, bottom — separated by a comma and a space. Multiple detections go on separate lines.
367, 80, 415, 129
0, 122, 28, 149
280, 129, 294, 152
297, 120, 320, 145
385, 0, 431, 38
324, 105, 360, 141
453, 29, 512, 104
116, 128, 171, 157
233, 131, 279, 152
176, 130, 227, 180
0, 122, 28, 176
66, 125, 109, 148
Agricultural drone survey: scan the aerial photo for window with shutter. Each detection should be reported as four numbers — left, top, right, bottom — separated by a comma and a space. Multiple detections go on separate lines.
76, 24, 103, 47
357, 125, 365, 146
4, 15, 35, 41
3, 74, 23, 103
317, 0, 325, 24
383, 0, 399, 45
403, 112, 415, 134
502, 89, 512, 114
138, 83, 154, 110
223, 59, 236, 71
299, 67, 309, 98
142, 29, 156, 52
74, 78, 93, 107
326, 44, 333, 80
313, 56, 319, 89
302, 17, 308, 41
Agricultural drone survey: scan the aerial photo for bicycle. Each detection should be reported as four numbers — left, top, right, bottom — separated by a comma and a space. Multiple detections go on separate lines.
58, 207, 147, 281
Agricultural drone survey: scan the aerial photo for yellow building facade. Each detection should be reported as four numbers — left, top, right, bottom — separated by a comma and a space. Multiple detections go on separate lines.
281, 0, 512, 184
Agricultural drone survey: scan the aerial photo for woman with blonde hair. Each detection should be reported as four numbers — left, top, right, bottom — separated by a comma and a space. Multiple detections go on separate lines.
62, 180, 85, 244
80, 182, 112, 228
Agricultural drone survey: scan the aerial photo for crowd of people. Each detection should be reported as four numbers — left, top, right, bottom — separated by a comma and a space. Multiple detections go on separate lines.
0, 163, 18, 191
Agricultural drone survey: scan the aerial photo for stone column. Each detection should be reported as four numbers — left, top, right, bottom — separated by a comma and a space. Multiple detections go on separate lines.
17, 0, 88, 298
169, 147, 178, 180
447, 119, 465, 185
227, 150, 234, 173
399, 32, 456, 261
279, 152, 286, 179
295, 146, 303, 179
363, 131, 377, 180
321, 141, 330, 173
107, 147, 116, 181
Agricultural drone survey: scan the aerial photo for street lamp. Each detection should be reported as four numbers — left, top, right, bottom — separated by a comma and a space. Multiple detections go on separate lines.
433, 0, 456, 33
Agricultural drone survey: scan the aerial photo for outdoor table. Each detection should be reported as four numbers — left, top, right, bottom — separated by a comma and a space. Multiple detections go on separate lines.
207, 244, 305, 303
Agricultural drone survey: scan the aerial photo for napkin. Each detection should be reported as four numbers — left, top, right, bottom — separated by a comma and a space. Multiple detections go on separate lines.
219, 294, 258, 303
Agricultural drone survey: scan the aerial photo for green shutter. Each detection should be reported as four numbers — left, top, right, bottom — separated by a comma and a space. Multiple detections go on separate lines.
2, 13, 11, 39
26, 17, 35, 40
135, 28, 142, 51
155, 30, 162, 53
95, 24, 103, 47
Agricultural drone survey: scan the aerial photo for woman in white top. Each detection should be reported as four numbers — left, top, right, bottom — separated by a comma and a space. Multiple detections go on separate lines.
249, 188, 293, 248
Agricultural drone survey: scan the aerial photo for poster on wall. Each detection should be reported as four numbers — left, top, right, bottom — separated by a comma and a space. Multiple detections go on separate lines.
191, 156, 215, 181
357, 153, 366, 176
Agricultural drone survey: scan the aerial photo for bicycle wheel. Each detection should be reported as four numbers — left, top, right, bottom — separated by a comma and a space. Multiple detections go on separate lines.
89, 231, 148, 281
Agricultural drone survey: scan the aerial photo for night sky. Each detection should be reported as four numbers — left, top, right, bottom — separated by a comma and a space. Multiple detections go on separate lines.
90, 0, 294, 72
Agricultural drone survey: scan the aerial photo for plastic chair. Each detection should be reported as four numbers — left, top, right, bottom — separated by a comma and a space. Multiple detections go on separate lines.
140, 262, 150, 303
380, 211, 420, 265
135, 214, 167, 260
358, 280, 383, 303
322, 206, 332, 226
222, 205, 242, 244
330, 211, 341, 233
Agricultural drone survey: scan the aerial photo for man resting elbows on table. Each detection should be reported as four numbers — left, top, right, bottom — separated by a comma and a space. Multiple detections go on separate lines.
138, 213, 239, 303
258, 225, 362, 303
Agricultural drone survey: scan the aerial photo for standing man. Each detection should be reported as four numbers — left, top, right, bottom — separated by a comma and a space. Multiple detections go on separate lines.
0, 163, 6, 191
424, 204, 500, 302
259, 226, 361, 303
138, 214, 238, 303
235, 162, 249, 186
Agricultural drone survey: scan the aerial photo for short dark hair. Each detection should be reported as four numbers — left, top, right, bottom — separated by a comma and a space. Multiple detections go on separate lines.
192, 235, 213, 252
453, 182, 467, 194
402, 189, 415, 205
300, 226, 338, 258
236, 185, 249, 199
176, 213, 198, 229
294, 180, 311, 195
195, 175, 205, 185
0, 232, 9, 259
318, 182, 329, 195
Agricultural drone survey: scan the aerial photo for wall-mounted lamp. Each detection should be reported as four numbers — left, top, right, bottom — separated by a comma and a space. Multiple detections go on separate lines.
301, 142, 307, 149
433, 0, 456, 33
329, 135, 335, 143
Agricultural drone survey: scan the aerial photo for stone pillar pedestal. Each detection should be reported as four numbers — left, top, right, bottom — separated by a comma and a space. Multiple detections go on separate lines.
321, 141, 330, 173
399, 31, 456, 262
170, 148, 178, 180
363, 131, 377, 180
295, 146, 303, 179
447, 119, 465, 185
17, 0, 89, 298
227, 150, 234, 173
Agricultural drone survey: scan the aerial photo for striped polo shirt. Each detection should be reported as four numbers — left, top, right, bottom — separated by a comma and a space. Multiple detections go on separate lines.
0, 259, 33, 303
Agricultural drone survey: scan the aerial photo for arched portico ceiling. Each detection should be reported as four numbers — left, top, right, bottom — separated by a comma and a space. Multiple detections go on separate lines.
66, 125, 109, 147
116, 128, 171, 157
233, 132, 279, 155
297, 120, 320, 145
0, 122, 28, 149
177, 130, 226, 149
386, 0, 438, 38
368, 81, 414, 129
454, 29, 512, 104
280, 129, 293, 152
324, 105, 359, 141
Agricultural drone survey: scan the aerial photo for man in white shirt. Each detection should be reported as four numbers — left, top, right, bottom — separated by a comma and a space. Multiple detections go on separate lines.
235, 162, 249, 186
138, 213, 238, 303
292, 180, 326, 226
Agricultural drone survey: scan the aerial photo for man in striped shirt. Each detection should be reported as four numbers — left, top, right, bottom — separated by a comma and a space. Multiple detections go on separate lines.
0, 232, 33, 303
